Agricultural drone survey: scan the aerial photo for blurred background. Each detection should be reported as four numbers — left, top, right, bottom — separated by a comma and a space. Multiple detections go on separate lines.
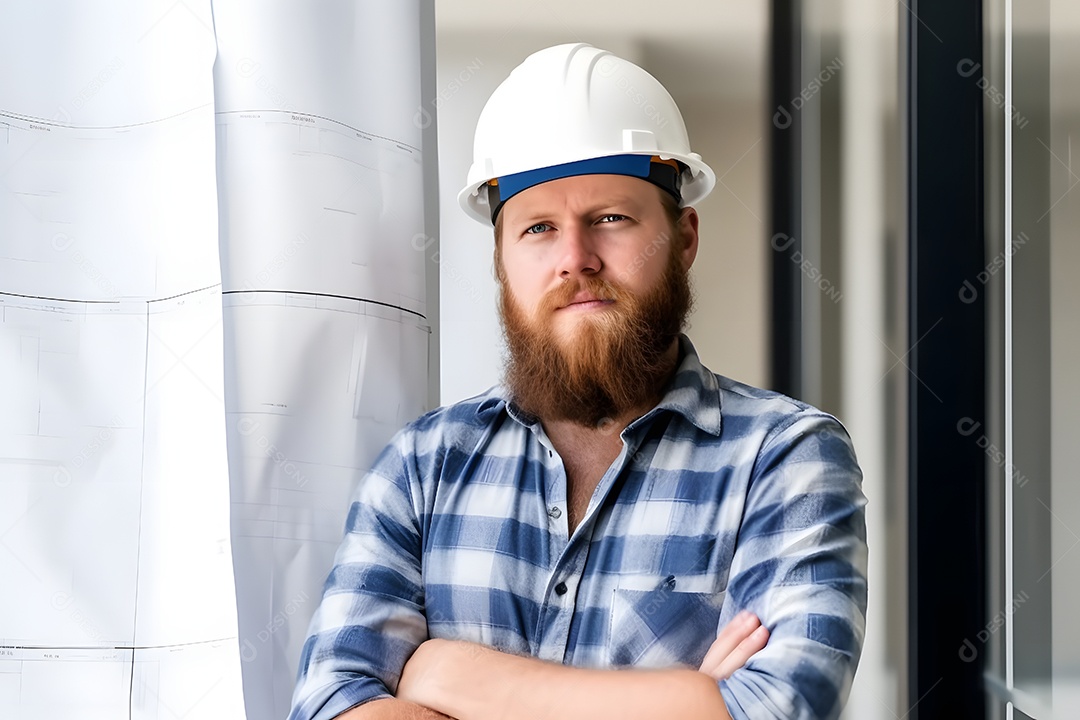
433, 1, 1078, 718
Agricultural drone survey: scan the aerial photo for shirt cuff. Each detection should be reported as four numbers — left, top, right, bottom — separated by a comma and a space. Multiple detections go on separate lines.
291, 677, 394, 720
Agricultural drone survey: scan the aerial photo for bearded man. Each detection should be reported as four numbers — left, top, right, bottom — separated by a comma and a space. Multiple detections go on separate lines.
289, 43, 867, 720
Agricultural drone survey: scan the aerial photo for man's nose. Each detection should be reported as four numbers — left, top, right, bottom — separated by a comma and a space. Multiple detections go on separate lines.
556, 223, 602, 280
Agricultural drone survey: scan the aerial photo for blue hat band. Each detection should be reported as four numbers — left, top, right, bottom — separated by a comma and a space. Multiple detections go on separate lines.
487, 154, 682, 224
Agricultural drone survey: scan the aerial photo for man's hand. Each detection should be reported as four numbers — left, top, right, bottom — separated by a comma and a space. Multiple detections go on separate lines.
396, 638, 457, 711
397, 613, 768, 720
698, 610, 770, 680
396, 637, 735, 720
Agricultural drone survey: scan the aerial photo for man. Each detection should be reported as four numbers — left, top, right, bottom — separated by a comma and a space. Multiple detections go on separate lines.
289, 43, 867, 720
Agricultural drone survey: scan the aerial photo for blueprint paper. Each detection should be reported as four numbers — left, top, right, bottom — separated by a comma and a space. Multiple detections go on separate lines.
215, 113, 426, 313
0, 1, 244, 717
0, 298, 146, 648
0, 294, 242, 720
1, 0, 433, 717
0, 0, 220, 302
212, 1, 433, 716
220, 296, 429, 718
0, 648, 133, 720
0, 641, 244, 720
129, 640, 245, 720
132, 289, 238, 648
210, 0, 423, 147
0, 1, 213, 129
0, 110, 221, 301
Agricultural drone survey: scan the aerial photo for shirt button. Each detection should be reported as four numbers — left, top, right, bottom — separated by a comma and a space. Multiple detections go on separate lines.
554, 582, 568, 596
548, 506, 562, 519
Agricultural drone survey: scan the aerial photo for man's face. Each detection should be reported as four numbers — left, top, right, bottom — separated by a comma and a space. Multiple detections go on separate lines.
496, 174, 695, 334
494, 173, 699, 427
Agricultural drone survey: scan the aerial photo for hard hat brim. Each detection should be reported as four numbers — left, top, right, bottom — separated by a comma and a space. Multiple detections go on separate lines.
458, 151, 715, 226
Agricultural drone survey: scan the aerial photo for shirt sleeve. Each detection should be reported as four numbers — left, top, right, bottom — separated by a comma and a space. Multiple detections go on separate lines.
287, 428, 429, 720
717, 410, 869, 720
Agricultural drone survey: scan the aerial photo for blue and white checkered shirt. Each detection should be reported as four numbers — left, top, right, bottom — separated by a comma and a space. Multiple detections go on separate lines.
289, 333, 868, 720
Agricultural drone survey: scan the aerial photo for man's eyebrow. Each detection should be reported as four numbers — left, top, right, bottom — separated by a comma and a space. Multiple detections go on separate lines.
589, 196, 641, 211
509, 197, 644, 225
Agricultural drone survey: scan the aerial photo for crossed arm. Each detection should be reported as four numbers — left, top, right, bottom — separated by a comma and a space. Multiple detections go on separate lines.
336, 610, 770, 720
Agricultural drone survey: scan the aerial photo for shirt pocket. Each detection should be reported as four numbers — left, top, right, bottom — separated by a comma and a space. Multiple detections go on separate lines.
608, 576, 726, 669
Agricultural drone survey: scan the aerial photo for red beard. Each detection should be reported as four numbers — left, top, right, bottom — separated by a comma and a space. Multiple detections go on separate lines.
498, 248, 694, 428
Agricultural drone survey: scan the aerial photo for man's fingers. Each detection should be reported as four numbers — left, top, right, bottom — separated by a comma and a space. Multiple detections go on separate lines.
712, 625, 770, 680
698, 611, 760, 675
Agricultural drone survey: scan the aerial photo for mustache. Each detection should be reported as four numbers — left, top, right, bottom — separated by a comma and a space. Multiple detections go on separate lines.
539, 276, 626, 314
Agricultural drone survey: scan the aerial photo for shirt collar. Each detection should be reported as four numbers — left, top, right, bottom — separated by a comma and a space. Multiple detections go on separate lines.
477, 333, 723, 438
637, 333, 723, 436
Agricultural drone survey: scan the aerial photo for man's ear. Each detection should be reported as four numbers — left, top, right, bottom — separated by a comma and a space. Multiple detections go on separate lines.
677, 207, 700, 271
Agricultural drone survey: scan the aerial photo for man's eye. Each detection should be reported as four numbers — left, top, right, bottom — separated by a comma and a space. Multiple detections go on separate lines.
525, 223, 552, 234
597, 214, 627, 224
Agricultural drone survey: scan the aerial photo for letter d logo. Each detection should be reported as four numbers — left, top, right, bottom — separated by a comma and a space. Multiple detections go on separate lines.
773, 105, 793, 129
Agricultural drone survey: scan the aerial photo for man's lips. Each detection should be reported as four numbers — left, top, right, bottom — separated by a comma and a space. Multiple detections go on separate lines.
557, 296, 615, 310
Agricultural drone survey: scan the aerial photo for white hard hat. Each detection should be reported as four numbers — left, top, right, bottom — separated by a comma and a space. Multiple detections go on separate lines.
457, 42, 716, 225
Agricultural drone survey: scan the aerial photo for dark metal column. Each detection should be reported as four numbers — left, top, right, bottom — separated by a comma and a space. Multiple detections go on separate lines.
906, 1, 987, 716
768, 0, 803, 398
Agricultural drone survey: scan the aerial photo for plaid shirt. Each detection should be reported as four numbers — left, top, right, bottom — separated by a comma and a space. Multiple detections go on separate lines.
289, 333, 868, 720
